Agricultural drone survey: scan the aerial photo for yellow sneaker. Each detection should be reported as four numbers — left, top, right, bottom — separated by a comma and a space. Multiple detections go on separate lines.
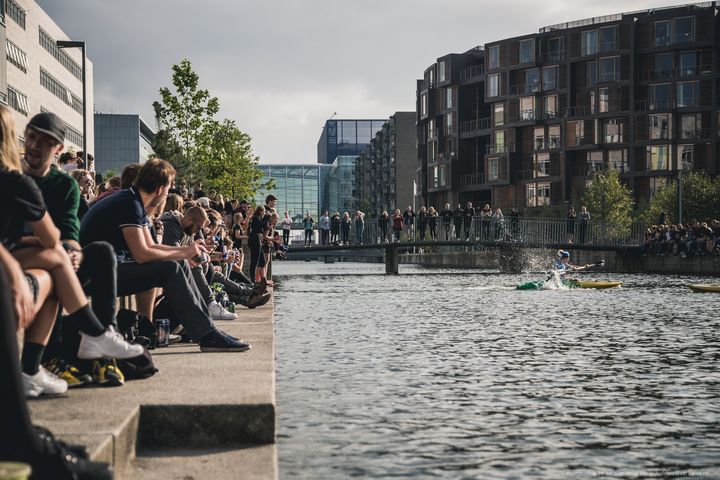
92, 358, 125, 386
45, 357, 92, 388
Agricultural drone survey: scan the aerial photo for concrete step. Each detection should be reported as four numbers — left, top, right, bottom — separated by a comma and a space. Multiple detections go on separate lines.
27, 302, 276, 478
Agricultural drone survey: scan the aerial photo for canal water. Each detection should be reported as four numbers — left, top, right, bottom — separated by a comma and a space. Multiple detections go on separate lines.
274, 262, 720, 479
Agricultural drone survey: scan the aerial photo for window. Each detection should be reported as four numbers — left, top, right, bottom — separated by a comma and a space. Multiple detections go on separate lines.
6, 0, 26, 29
543, 66, 557, 91
534, 153, 550, 177
649, 177, 667, 197
488, 158, 499, 181
543, 95, 557, 119
586, 61, 597, 86
420, 94, 427, 116
494, 130, 505, 151
587, 151, 604, 174
488, 45, 500, 69
599, 88, 609, 113
598, 56, 619, 82
604, 119, 623, 143
488, 74, 500, 97
525, 68, 539, 92
547, 37, 563, 63
534, 127, 545, 150
5, 40, 28, 73
677, 145, 694, 171
608, 150, 628, 173
677, 81, 698, 107
649, 113, 672, 140
649, 83, 671, 110
445, 113, 453, 135
598, 26, 617, 52
520, 97, 535, 121
439, 61, 446, 83
428, 119, 435, 139
519, 39, 534, 64
653, 53, 673, 79
428, 68, 435, 86
655, 21, 671, 46
675, 17, 694, 43
646, 146, 670, 170
680, 113, 701, 139
65, 124, 84, 149
40, 68, 83, 113
548, 125, 561, 149
568, 120, 585, 146
7, 86, 29, 115
494, 103, 504, 126
526, 182, 551, 207
446, 87, 452, 109
39, 28, 84, 81
589, 90, 596, 114
679, 51, 698, 77
581, 30, 597, 56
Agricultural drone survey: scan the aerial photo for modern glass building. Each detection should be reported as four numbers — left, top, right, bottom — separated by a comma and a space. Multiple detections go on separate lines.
317, 118, 387, 165
94, 113, 156, 175
324, 156, 358, 215
254, 164, 329, 223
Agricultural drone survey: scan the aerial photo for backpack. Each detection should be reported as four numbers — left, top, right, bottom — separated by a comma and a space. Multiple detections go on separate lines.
117, 347, 158, 380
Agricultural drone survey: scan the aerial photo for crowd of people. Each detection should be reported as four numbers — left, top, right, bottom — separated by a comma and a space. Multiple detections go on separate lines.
0, 108, 277, 478
642, 220, 720, 256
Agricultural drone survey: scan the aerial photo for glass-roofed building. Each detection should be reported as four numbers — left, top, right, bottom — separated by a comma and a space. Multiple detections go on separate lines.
253, 164, 329, 223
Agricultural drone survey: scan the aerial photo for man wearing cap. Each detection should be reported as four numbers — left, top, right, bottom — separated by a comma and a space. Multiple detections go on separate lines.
23, 112, 135, 385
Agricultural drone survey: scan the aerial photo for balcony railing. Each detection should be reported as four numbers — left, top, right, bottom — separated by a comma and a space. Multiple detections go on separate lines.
565, 105, 592, 117
485, 144, 514, 155
459, 117, 491, 136
639, 65, 712, 81
565, 136, 597, 147
509, 83, 542, 96
460, 64, 485, 81
461, 172, 486, 188
542, 50, 566, 64
635, 97, 709, 111
679, 128, 712, 140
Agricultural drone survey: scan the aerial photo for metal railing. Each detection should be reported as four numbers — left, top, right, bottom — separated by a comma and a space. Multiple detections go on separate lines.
288, 216, 645, 248
460, 64, 485, 81
459, 117, 491, 135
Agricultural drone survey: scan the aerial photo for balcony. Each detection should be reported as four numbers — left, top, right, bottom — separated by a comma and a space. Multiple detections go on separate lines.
542, 50, 566, 64
509, 83, 541, 96
485, 144, 514, 155
635, 97, 710, 111
565, 105, 592, 118
679, 128, 712, 140
459, 64, 485, 82
639, 65, 712, 82
461, 172, 486, 188
459, 117, 491, 138
565, 136, 597, 148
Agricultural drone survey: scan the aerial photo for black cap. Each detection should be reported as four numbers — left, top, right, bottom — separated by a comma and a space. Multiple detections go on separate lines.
27, 112, 65, 145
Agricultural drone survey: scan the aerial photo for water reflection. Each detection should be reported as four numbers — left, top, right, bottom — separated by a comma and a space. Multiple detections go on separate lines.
275, 263, 720, 479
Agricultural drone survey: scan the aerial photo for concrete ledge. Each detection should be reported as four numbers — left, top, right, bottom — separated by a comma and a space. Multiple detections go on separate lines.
28, 301, 276, 478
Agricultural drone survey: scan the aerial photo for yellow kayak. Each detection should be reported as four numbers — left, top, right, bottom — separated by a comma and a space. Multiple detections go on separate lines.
572, 280, 623, 289
688, 284, 720, 293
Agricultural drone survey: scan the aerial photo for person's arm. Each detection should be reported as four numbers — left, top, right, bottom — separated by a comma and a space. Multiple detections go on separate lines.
0, 244, 34, 330
122, 226, 204, 264
26, 212, 61, 249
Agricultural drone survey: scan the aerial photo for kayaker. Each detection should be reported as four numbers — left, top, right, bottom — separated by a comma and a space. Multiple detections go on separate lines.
554, 250, 602, 271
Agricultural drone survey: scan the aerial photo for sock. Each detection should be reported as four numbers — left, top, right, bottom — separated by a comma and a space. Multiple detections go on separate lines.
21, 342, 45, 375
66, 304, 105, 337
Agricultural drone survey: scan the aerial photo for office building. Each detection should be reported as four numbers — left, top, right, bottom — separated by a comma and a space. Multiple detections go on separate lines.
325, 156, 357, 214
94, 113, 155, 175
2, 0, 94, 153
317, 118, 387, 165
254, 164, 329, 222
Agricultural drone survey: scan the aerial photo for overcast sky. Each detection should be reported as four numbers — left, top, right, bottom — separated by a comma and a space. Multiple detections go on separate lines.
38, 0, 685, 164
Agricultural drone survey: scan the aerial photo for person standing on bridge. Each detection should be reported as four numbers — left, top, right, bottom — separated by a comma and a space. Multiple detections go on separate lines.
453, 204, 463, 240
428, 207, 438, 241
354, 210, 365, 245
440, 203, 453, 240
379, 210, 389, 243
566, 206, 577, 244
303, 212, 315, 247
319, 210, 330, 246
330, 212, 340, 245
403, 206, 415, 241
480, 203, 492, 240
463, 202, 476, 241
578, 206, 590, 244
392, 209, 403, 242
341, 212, 351, 245
417, 206, 428, 241
281, 211, 292, 246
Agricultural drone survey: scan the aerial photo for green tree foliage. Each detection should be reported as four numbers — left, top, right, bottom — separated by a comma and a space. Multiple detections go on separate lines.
151, 129, 188, 179
581, 169, 634, 239
639, 172, 720, 224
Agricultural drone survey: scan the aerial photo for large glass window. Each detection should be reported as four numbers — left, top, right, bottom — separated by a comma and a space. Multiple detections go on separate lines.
494, 130, 505, 150
681, 113, 701, 139
548, 37, 563, 63
655, 21, 671, 46
526, 182, 551, 207
675, 17, 694, 43
357, 121, 372, 142
598, 56, 619, 82
420, 94, 427, 116
488, 74, 500, 97
548, 125, 561, 149
581, 30, 597, 56
543, 66, 557, 91
525, 68, 539, 92
520, 97, 535, 121
519, 39, 534, 64
445, 113, 453, 135
649, 177, 667, 197
439, 61, 446, 82
679, 51, 698, 77
678, 145, 694, 170
599, 88, 609, 113
649, 113, 672, 140
650, 83, 671, 110
608, 149, 627, 173
534, 127, 545, 150
488, 45, 500, 69
568, 120, 584, 146
339, 121, 356, 144
534, 153, 550, 177
646, 145, 670, 171
446, 87, 452, 109
598, 26, 617, 52
543, 95, 557, 119
586, 61, 597, 86
488, 158, 499, 181
587, 151, 604, 173
604, 118, 624, 143
493, 103, 504, 126
677, 81, 698, 107
653, 53, 673, 79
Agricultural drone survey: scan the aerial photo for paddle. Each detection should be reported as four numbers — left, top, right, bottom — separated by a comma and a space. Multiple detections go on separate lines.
546, 260, 605, 281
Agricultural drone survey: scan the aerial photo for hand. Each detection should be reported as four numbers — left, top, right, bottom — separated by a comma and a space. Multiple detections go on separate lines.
185, 239, 208, 259
68, 249, 83, 271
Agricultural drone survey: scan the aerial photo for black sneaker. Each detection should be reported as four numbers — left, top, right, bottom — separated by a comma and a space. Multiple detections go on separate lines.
199, 330, 251, 352
253, 277, 268, 296
246, 292, 271, 309
33, 425, 113, 480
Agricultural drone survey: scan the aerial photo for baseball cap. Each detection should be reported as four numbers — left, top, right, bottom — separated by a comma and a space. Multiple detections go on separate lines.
27, 112, 66, 145
558, 250, 570, 258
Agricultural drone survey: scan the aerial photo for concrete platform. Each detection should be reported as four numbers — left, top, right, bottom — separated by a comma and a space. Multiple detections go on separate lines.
27, 301, 276, 479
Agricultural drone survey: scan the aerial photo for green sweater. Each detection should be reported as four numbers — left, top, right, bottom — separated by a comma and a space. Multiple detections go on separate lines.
30, 166, 81, 242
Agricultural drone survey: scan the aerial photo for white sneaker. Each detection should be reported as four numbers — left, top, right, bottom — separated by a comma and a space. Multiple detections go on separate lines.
23, 366, 68, 397
77, 328, 144, 360
209, 301, 238, 320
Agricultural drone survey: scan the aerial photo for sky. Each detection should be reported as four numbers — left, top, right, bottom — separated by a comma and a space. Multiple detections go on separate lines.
38, 0, 688, 165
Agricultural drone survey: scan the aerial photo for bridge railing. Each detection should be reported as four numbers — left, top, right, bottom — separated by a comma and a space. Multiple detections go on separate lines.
290, 216, 645, 248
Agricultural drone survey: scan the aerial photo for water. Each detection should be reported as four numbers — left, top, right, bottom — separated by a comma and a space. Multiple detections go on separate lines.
274, 262, 720, 479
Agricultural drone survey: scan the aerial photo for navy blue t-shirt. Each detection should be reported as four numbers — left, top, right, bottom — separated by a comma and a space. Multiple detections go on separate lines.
0, 168, 46, 250
80, 186, 148, 259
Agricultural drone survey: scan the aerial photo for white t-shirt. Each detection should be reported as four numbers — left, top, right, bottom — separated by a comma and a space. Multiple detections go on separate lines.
282, 217, 293, 230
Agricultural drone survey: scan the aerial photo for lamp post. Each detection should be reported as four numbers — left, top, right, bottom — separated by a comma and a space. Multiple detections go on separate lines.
56, 40, 86, 158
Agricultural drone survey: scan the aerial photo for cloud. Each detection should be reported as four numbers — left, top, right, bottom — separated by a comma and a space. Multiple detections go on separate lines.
37, 0, 686, 164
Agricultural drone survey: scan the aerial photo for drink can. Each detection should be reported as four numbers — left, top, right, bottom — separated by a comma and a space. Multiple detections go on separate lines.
154, 319, 170, 347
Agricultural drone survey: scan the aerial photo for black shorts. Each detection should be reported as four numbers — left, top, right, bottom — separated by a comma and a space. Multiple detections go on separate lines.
24, 272, 40, 303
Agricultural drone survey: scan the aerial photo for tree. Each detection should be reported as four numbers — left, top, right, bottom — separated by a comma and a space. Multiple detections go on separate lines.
639, 171, 720, 224
581, 169, 634, 239
153, 59, 219, 185
151, 129, 188, 179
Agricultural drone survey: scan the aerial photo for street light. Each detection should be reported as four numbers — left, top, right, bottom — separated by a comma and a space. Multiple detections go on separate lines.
56, 40, 86, 160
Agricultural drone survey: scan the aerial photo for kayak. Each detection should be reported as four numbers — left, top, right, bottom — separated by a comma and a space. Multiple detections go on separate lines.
688, 284, 720, 293
517, 279, 622, 290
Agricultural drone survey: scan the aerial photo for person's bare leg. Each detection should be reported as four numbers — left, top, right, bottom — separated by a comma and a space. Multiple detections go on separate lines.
23, 269, 58, 346
135, 289, 158, 320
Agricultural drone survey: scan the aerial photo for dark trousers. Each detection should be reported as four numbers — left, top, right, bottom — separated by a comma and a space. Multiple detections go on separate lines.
249, 242, 262, 279
282, 229, 290, 245
464, 219, 473, 239
117, 260, 214, 341
321, 229, 329, 245
380, 226, 387, 241
304, 230, 313, 245
454, 220, 463, 239
443, 223, 451, 240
